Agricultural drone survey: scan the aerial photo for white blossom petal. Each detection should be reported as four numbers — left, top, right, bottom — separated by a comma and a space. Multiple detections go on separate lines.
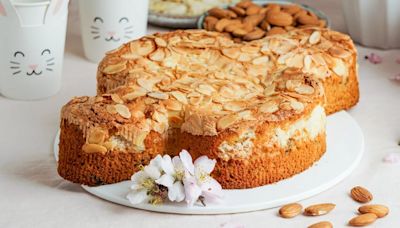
144, 165, 161, 180
161, 155, 175, 175
183, 176, 202, 206
179, 150, 195, 175
149, 155, 163, 169
194, 156, 216, 175
168, 182, 185, 202
131, 171, 149, 183
155, 173, 174, 187
127, 189, 148, 204
200, 177, 224, 204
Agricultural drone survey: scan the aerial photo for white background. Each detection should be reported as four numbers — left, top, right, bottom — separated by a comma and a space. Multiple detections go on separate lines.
1, 0, 399, 227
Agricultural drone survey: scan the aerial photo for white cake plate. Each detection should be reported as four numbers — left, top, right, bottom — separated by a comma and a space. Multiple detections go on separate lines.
54, 111, 364, 214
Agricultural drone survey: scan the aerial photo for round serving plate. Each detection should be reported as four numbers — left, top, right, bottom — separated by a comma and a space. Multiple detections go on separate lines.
197, 0, 331, 30
54, 111, 364, 214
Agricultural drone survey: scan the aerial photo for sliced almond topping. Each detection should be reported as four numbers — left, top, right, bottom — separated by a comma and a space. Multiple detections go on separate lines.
170, 91, 188, 104
290, 100, 304, 112
82, 143, 108, 154
152, 111, 168, 123
137, 78, 156, 91
237, 110, 255, 120
241, 46, 260, 54
164, 99, 183, 111
102, 61, 127, 74
196, 84, 215, 96
149, 48, 166, 62
131, 40, 155, 56
154, 37, 167, 47
115, 104, 131, 119
189, 96, 203, 106
259, 101, 279, 113
217, 114, 239, 130
122, 88, 147, 101
148, 91, 169, 100
264, 84, 276, 96
88, 128, 106, 144
332, 58, 348, 77
252, 56, 269, 65
237, 53, 252, 62
121, 53, 141, 60
309, 31, 321, 44
222, 48, 240, 59
111, 94, 123, 104
286, 54, 304, 68
329, 46, 351, 59
106, 104, 117, 114
133, 131, 148, 151
304, 55, 312, 71
223, 101, 245, 111
295, 84, 315, 95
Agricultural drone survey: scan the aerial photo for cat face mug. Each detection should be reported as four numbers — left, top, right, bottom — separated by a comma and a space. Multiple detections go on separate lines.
79, 0, 149, 63
0, 0, 69, 100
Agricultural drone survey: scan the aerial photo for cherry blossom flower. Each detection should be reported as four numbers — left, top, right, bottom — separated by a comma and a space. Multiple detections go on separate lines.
127, 164, 161, 204
155, 154, 186, 202
127, 150, 224, 206
365, 53, 382, 64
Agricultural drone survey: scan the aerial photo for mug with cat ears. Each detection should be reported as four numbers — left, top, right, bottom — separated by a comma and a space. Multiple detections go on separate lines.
78, 0, 149, 63
0, 0, 69, 100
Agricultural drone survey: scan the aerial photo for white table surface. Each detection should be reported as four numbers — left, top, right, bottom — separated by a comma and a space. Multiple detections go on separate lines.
1, 1, 399, 227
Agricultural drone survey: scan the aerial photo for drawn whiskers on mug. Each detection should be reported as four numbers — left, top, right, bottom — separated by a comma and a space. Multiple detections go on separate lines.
123, 25, 134, 40
91, 25, 100, 40
46, 57, 55, 72
10, 60, 21, 75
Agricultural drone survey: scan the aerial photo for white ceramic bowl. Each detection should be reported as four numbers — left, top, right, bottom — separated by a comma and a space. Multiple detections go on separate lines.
342, 0, 400, 49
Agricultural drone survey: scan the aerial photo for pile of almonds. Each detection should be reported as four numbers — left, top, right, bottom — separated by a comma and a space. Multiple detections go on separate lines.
202, 0, 327, 42
278, 186, 389, 227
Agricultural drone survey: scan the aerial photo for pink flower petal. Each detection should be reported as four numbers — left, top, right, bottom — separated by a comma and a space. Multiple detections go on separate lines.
179, 150, 195, 175
220, 222, 245, 228
383, 152, 400, 164
390, 74, 400, 82
396, 57, 400, 64
365, 53, 382, 64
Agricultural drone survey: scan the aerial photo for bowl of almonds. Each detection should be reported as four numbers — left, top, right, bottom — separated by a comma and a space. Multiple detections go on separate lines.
198, 0, 330, 42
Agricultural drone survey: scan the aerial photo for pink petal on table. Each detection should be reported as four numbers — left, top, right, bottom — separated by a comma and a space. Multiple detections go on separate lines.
383, 153, 400, 164
220, 222, 245, 228
396, 57, 400, 64
390, 74, 400, 82
365, 53, 382, 64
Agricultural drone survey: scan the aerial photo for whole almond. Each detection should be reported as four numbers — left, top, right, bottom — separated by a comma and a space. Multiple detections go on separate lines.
279, 203, 303, 218
228, 6, 246, 16
358, 204, 389, 218
243, 29, 266, 41
243, 14, 265, 27
308, 221, 333, 228
236, 0, 253, 9
208, 8, 231, 19
215, 18, 232, 32
232, 28, 248, 37
297, 14, 319, 25
246, 5, 261, 15
266, 11, 293, 26
204, 16, 218, 31
349, 213, 377, 227
304, 203, 336, 216
351, 186, 373, 203
267, 27, 287, 36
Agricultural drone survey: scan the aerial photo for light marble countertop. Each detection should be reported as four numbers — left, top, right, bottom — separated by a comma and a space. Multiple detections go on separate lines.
1, 1, 399, 227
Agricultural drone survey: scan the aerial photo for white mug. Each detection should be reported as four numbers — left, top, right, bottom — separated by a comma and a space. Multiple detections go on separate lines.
0, 0, 69, 100
79, 0, 149, 63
